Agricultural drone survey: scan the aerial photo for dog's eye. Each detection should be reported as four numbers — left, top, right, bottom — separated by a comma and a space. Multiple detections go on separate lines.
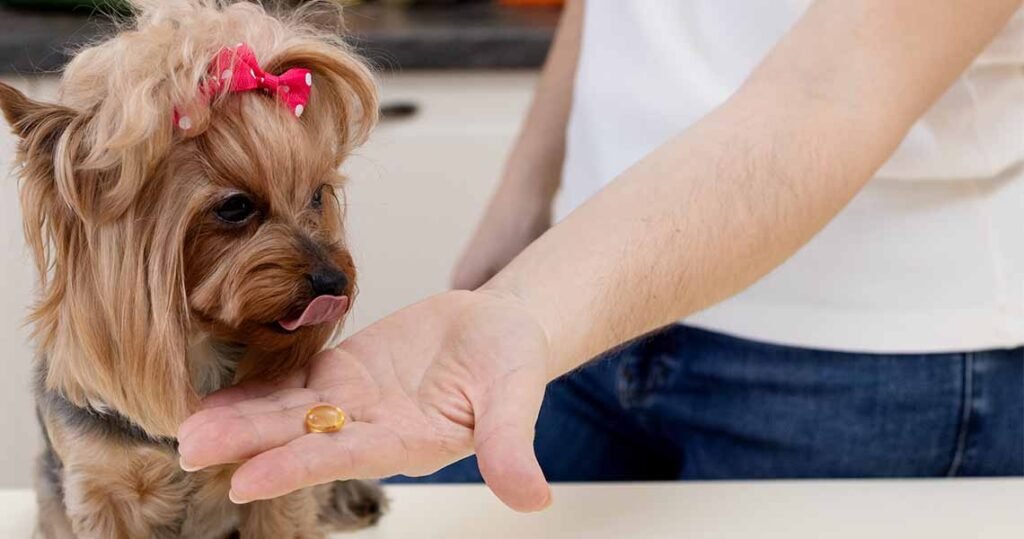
214, 194, 256, 224
311, 185, 325, 210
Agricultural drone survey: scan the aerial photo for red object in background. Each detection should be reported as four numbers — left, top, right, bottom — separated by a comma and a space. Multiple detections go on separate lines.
499, 0, 564, 6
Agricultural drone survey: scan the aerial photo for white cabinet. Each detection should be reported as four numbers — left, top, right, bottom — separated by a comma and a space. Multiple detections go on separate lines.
342, 72, 536, 333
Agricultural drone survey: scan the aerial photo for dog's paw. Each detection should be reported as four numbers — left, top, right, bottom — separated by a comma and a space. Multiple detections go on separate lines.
317, 480, 387, 532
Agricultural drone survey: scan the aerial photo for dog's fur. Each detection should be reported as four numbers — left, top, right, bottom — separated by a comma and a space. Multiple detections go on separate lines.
0, 1, 385, 537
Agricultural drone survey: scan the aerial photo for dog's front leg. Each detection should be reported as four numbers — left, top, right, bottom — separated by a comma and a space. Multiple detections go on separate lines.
239, 488, 324, 539
60, 442, 189, 539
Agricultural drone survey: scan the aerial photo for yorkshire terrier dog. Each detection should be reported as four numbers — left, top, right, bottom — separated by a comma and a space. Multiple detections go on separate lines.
0, 1, 385, 537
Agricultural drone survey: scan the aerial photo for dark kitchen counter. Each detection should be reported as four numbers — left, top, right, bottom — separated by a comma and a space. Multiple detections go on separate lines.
0, 3, 560, 75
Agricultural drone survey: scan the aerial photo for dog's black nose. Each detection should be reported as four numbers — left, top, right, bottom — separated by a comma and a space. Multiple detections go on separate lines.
308, 268, 349, 297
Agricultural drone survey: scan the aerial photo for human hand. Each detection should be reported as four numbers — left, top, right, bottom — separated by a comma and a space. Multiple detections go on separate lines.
177, 290, 554, 512
451, 184, 552, 290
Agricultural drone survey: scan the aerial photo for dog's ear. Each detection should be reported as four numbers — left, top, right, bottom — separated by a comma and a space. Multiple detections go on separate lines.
0, 82, 77, 147
0, 82, 84, 280
0, 82, 35, 133
0, 81, 41, 134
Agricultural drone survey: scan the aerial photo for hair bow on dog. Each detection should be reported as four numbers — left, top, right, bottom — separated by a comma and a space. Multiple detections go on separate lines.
175, 43, 312, 130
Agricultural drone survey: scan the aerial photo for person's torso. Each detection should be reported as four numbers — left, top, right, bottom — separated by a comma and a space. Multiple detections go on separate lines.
559, 0, 1024, 353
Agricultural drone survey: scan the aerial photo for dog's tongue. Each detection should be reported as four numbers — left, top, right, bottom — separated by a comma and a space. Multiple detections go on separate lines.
278, 295, 349, 332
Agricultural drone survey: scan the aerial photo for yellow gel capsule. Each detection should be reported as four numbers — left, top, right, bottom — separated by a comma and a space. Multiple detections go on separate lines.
305, 405, 346, 433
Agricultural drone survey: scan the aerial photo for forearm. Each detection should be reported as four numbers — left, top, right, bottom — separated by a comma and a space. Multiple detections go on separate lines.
496, 0, 582, 202
484, 0, 1021, 377
489, 92, 887, 376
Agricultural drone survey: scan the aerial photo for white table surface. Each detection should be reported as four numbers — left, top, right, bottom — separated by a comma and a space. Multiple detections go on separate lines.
2, 480, 1021, 538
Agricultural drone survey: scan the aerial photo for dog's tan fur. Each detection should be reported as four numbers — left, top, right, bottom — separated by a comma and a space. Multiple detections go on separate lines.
1, 1, 384, 537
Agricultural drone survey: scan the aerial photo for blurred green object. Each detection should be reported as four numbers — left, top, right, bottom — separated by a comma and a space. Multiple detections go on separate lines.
1, 0, 128, 11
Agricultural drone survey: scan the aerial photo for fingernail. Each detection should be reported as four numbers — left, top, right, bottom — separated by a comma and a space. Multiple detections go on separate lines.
179, 457, 204, 473
229, 489, 250, 505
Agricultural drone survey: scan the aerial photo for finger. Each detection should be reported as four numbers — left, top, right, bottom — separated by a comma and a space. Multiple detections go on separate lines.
178, 389, 332, 470
473, 366, 551, 513
228, 421, 409, 503
179, 349, 378, 470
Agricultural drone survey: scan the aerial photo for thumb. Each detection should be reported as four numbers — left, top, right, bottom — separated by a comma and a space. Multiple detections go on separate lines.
473, 366, 551, 512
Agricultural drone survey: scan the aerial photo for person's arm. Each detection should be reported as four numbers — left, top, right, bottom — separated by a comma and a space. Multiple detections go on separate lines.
489, 0, 1023, 376
177, 0, 1022, 514
497, 0, 580, 201
451, 0, 582, 290
450, 0, 585, 291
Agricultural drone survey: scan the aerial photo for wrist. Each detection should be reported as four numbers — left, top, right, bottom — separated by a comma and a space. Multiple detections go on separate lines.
494, 175, 558, 212
479, 269, 572, 382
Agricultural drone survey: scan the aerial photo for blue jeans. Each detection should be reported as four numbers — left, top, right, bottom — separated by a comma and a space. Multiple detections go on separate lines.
388, 325, 1024, 483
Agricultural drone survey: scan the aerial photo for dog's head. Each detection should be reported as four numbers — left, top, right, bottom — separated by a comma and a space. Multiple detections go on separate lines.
0, 0, 377, 437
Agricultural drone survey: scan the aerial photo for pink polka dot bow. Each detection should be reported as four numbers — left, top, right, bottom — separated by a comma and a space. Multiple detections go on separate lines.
175, 42, 312, 130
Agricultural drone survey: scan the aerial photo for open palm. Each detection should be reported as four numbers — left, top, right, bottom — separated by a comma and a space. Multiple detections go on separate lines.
177, 290, 553, 512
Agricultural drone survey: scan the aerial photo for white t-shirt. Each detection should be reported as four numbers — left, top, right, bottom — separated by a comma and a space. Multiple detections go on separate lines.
557, 1, 1024, 353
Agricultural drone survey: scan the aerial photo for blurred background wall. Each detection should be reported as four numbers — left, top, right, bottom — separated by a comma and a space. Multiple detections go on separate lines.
0, 0, 558, 487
